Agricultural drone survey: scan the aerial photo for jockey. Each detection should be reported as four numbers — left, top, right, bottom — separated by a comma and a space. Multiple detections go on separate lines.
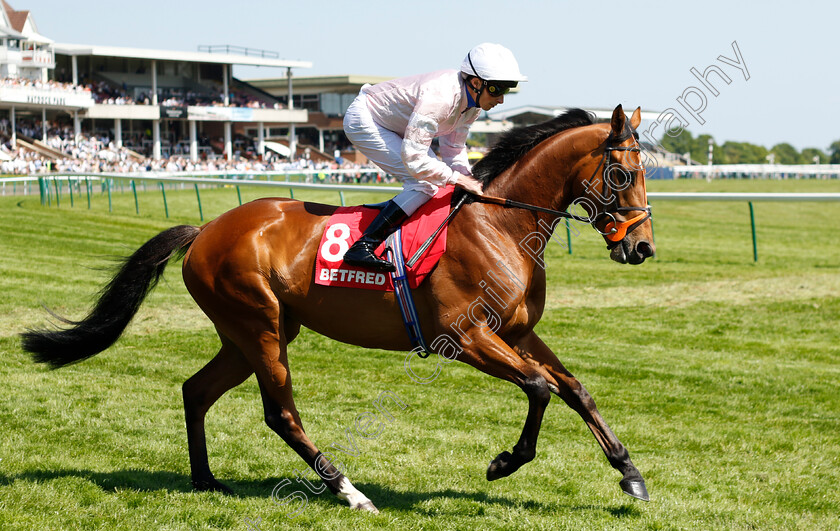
341, 43, 527, 272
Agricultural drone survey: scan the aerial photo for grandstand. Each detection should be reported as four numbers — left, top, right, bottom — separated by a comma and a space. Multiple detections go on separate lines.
0, 1, 311, 167
0, 3, 678, 176
247, 74, 391, 159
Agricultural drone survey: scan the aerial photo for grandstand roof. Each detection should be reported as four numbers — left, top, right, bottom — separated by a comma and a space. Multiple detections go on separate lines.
489, 104, 661, 123
52, 43, 313, 69
0, 24, 23, 38
247, 75, 393, 95
1, 0, 50, 42
1, 0, 27, 32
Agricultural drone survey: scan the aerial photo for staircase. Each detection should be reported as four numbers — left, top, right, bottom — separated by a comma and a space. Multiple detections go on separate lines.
15, 135, 64, 160
266, 138, 333, 163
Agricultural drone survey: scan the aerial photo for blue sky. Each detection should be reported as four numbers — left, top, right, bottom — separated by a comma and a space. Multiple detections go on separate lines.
25, 0, 839, 151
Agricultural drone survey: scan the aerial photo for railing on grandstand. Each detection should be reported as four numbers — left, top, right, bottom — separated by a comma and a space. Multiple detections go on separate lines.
197, 45, 279, 59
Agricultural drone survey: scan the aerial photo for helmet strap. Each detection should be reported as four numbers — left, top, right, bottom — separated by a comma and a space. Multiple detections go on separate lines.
467, 78, 484, 108
466, 52, 486, 105
474, 80, 485, 104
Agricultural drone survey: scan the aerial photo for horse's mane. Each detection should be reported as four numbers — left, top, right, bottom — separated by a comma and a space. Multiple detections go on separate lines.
471, 108, 596, 187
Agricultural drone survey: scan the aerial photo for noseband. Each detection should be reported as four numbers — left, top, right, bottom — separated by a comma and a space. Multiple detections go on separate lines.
472, 124, 652, 246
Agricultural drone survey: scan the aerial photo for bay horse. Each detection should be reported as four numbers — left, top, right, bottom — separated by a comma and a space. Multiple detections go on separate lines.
22, 105, 655, 513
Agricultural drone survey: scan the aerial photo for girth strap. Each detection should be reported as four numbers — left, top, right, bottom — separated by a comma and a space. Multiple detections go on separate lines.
386, 229, 431, 356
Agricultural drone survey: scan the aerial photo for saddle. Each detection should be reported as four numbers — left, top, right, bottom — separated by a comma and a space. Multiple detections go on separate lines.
315, 187, 455, 291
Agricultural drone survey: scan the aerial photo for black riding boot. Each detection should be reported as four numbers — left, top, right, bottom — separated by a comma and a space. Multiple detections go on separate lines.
342, 200, 408, 272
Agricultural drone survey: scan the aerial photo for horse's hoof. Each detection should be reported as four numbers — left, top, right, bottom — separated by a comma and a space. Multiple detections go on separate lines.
192, 477, 233, 495
353, 500, 380, 514
619, 478, 649, 501
486, 451, 513, 481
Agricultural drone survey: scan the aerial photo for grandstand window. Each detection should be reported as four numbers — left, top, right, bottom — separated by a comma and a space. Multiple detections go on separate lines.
277, 94, 319, 111
320, 93, 341, 115
200, 63, 223, 81
319, 93, 358, 116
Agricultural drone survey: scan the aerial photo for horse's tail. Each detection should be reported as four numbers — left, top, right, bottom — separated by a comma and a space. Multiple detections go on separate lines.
21, 225, 201, 369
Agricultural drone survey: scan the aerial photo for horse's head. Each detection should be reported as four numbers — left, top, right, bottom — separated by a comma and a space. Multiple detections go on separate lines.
469, 105, 654, 264
572, 105, 655, 265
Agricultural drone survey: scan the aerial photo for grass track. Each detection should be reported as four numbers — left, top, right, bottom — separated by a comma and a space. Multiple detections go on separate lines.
0, 179, 839, 530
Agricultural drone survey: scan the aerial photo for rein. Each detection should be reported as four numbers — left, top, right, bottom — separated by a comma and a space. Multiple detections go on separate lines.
471, 194, 592, 222
472, 125, 651, 245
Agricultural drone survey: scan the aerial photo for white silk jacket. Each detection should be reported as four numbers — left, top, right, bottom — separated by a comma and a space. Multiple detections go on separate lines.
362, 70, 480, 187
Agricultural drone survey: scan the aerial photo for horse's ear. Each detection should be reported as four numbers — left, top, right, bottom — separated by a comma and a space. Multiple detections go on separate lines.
610, 104, 626, 136
630, 107, 642, 130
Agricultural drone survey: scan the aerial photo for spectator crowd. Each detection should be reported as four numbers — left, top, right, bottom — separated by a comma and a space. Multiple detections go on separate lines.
88, 82, 279, 109
0, 77, 91, 94
4, 76, 280, 109
1, 77, 376, 180
1, 118, 381, 182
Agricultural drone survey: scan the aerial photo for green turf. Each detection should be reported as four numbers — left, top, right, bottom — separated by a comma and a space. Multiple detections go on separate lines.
1, 178, 838, 530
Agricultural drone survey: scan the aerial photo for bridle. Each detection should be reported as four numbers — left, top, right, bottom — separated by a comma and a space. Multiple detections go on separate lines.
471, 124, 652, 245
588, 124, 652, 248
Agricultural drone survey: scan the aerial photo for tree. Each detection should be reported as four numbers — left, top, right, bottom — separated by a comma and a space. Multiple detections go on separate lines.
770, 143, 802, 164
658, 130, 722, 164
721, 141, 768, 164
656, 131, 826, 165
800, 147, 828, 164
829, 140, 840, 164
721, 141, 749, 164
658, 129, 696, 160
745, 143, 770, 164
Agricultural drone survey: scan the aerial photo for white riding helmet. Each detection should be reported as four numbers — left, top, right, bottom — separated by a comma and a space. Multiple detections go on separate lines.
460, 43, 527, 83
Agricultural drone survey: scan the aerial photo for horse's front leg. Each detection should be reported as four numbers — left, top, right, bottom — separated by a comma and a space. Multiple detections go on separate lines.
450, 331, 552, 480
515, 331, 649, 501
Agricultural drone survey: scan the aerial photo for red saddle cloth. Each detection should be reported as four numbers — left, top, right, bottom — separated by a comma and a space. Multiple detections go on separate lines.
315, 186, 453, 291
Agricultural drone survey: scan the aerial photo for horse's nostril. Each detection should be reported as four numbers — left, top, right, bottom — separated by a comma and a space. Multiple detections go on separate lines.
636, 241, 654, 258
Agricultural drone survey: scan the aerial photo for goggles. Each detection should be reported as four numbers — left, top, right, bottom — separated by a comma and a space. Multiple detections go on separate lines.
485, 81, 517, 96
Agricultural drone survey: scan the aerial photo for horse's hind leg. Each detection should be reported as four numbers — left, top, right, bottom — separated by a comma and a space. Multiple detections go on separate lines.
515, 332, 649, 501
219, 301, 378, 513
182, 336, 253, 493
255, 379, 378, 513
